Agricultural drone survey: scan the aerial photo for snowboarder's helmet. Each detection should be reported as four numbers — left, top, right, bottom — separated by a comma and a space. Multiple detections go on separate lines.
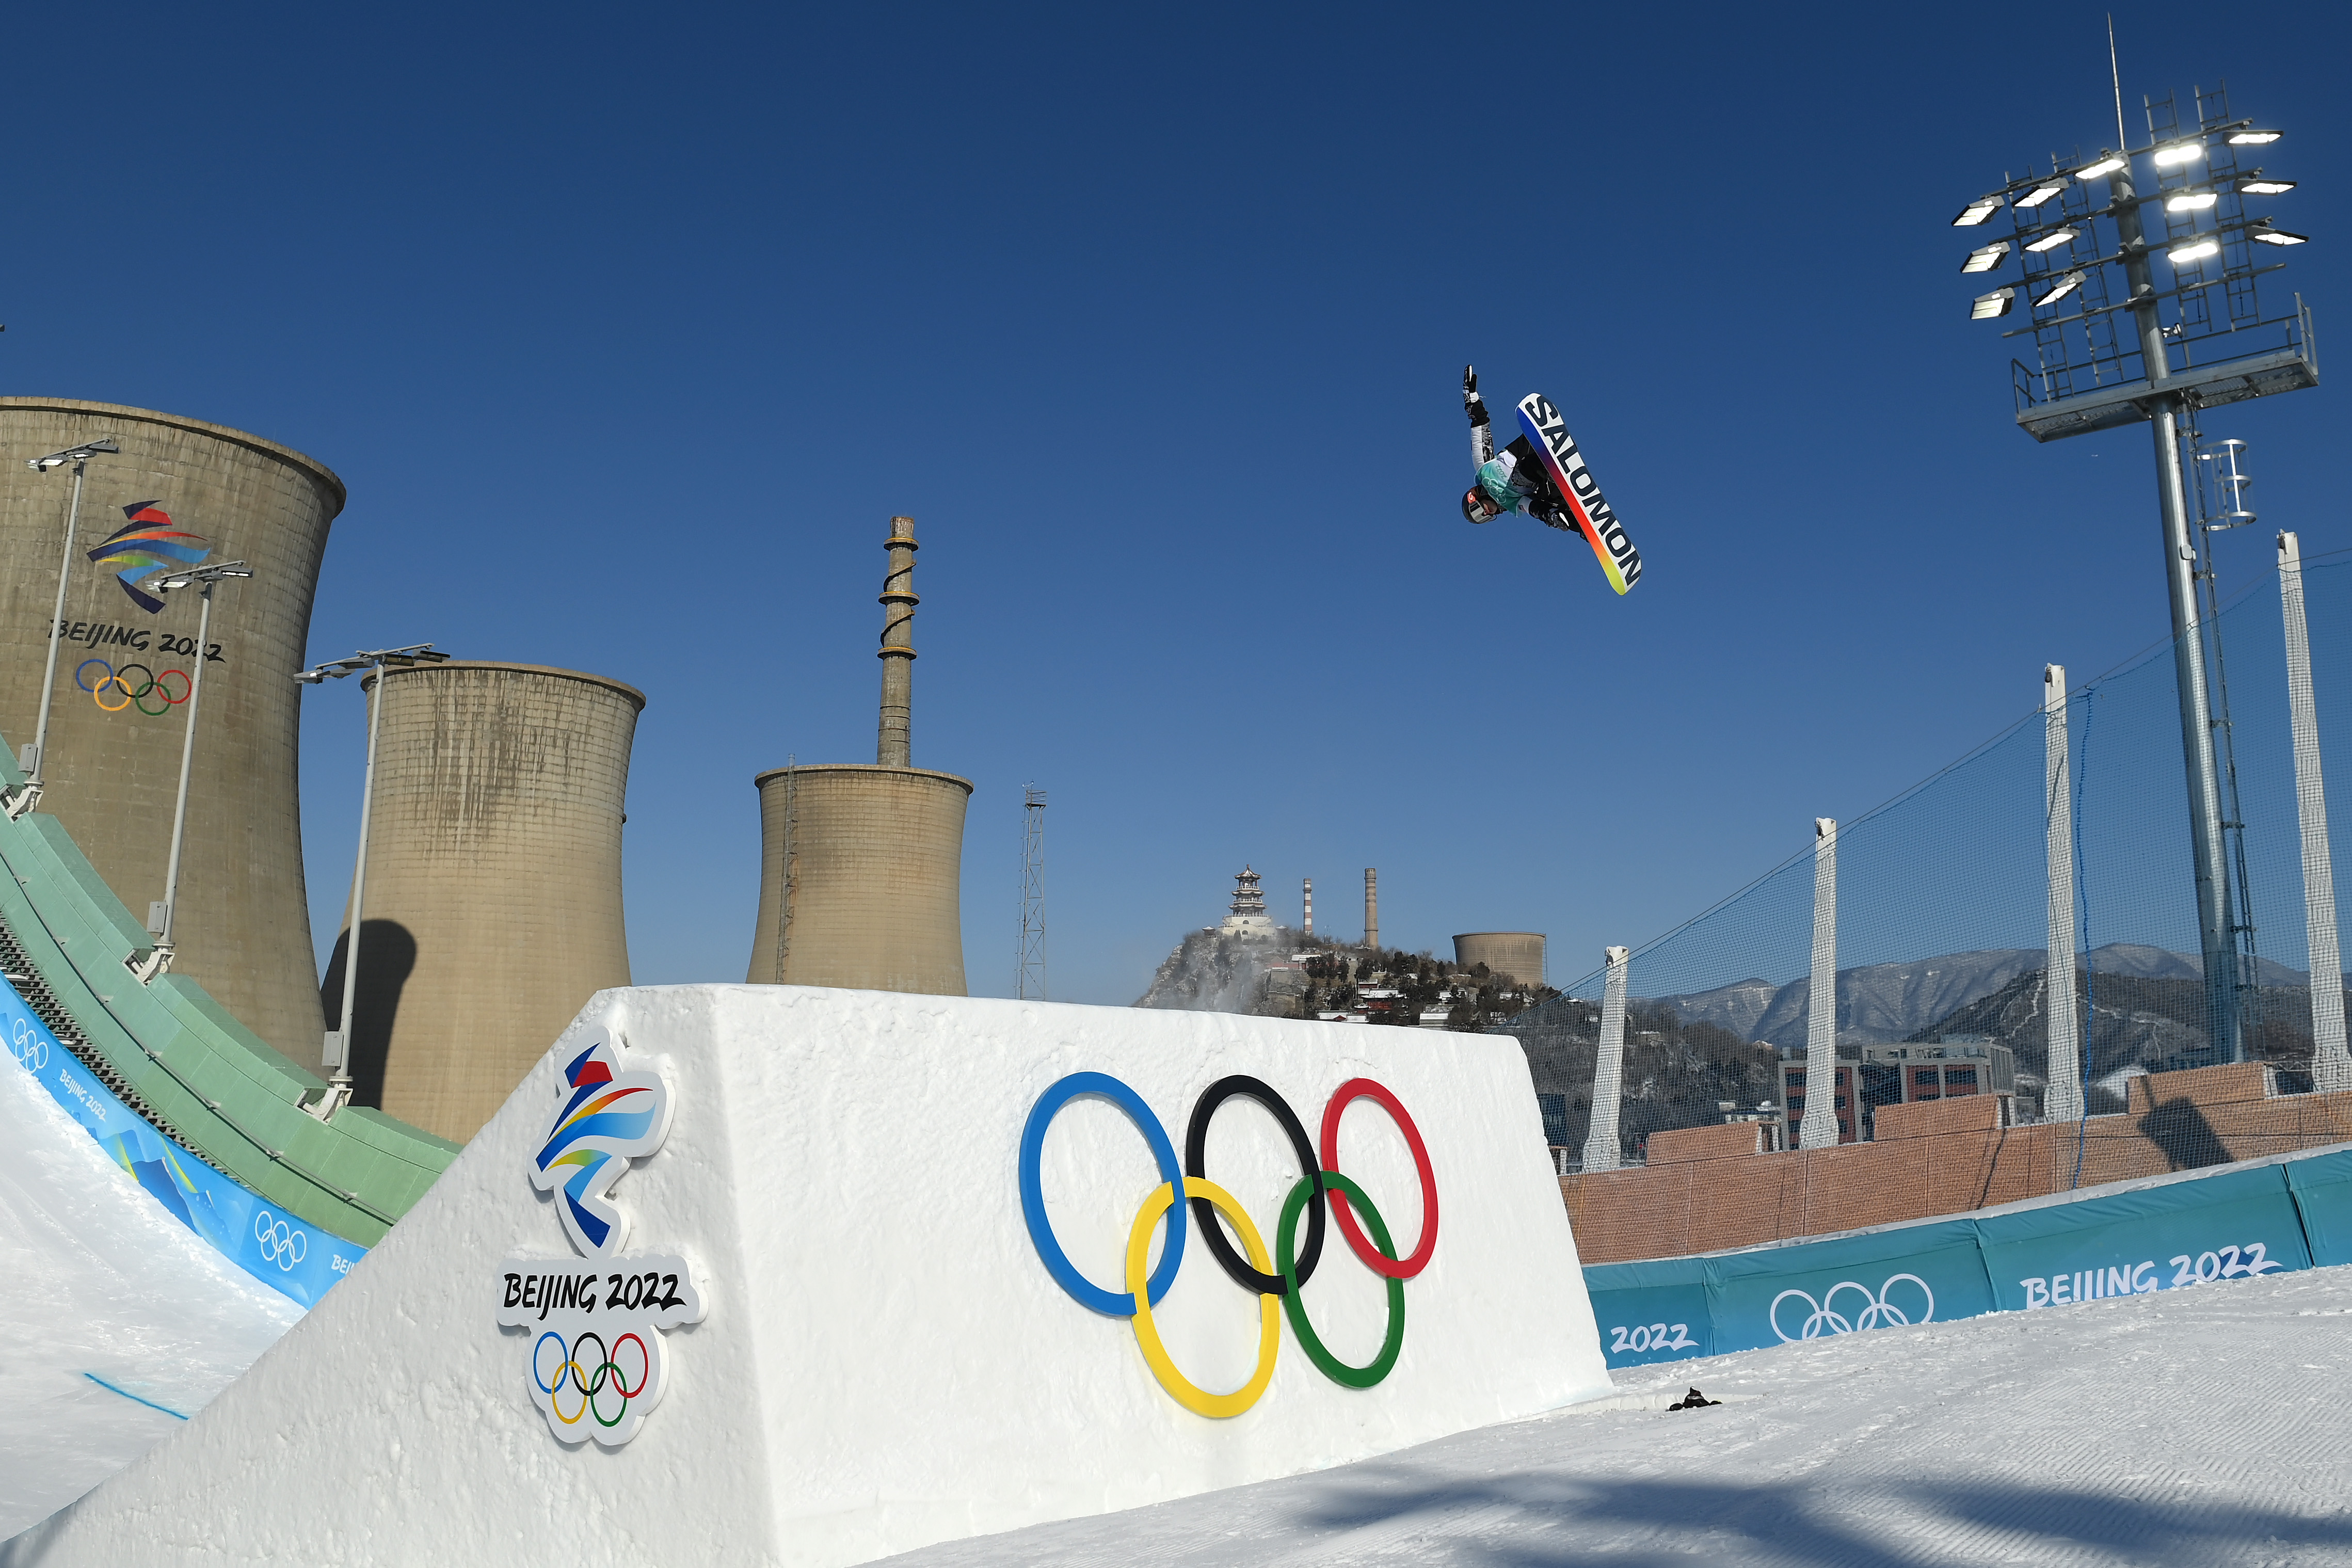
1462, 485, 1503, 524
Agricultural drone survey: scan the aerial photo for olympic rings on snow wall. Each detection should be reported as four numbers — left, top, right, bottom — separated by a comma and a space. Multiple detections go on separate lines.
1019, 1070, 1437, 1417
0, 971, 365, 1308
1582, 1153, 2352, 1369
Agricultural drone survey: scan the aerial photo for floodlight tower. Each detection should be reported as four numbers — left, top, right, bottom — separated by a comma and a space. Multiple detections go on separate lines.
1955, 81, 2316, 1065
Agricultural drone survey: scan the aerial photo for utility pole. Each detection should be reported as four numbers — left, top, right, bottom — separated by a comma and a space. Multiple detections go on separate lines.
6, 437, 119, 820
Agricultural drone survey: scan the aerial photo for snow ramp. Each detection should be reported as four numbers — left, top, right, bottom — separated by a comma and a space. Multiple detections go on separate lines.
0, 1029, 302, 1534
5, 985, 1611, 1567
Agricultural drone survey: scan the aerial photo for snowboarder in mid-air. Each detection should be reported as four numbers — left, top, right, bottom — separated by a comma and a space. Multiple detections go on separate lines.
1457, 364, 1643, 595
1459, 365, 1569, 529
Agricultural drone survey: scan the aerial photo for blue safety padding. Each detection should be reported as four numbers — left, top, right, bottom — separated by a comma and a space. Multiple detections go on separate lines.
1582, 1147, 2351, 1369
2, 976, 363, 1308
2286, 1147, 2352, 1267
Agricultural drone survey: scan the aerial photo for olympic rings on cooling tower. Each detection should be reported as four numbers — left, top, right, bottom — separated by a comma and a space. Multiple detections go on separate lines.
533, 1329, 651, 1429
1018, 1071, 1437, 1417
75, 659, 191, 716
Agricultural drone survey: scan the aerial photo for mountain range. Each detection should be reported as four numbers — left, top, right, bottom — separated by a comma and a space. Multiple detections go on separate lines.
1645, 944, 2318, 1051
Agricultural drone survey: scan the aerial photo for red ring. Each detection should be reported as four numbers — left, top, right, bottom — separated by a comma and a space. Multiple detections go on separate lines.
1318, 1078, 1437, 1278
609, 1333, 649, 1397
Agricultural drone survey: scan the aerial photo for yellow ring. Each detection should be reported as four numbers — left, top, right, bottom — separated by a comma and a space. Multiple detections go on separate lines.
1124, 1176, 1281, 1419
94, 677, 134, 713
551, 1359, 588, 1425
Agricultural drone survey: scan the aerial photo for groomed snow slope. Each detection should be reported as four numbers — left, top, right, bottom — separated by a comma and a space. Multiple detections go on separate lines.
0, 1045, 299, 1537
880, 1262, 2352, 1567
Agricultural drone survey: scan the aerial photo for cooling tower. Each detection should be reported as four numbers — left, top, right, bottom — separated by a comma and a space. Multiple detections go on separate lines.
324, 661, 643, 1143
0, 398, 338, 1061
747, 516, 971, 994
1454, 932, 1546, 988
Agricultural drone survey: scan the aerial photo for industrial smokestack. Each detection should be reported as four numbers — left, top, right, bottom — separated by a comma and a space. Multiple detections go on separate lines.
877, 515, 916, 767
749, 514, 971, 994
1364, 867, 1378, 950
1302, 877, 1313, 938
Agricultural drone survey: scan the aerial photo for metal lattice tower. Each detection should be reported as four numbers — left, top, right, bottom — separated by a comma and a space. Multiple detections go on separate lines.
1016, 785, 1047, 1000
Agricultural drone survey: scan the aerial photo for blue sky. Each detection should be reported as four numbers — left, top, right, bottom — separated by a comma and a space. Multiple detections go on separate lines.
5, 2, 2345, 1004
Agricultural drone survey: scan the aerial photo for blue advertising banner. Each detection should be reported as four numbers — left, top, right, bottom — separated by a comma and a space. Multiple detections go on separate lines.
1586, 1256, 1711, 1366
1975, 1164, 2309, 1311
1, 978, 362, 1308
1706, 1219, 1994, 1356
1584, 1149, 2352, 1370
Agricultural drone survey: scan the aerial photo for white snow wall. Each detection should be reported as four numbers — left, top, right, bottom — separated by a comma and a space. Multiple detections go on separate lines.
6, 986, 1610, 1567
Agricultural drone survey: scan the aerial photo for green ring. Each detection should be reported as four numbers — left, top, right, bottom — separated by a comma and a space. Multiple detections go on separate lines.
1276, 1170, 1405, 1388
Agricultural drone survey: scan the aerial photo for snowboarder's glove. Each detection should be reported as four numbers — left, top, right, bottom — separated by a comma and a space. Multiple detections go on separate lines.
1463, 364, 1488, 425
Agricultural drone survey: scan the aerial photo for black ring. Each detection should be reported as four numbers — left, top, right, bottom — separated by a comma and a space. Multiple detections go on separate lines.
1184, 1075, 1323, 1295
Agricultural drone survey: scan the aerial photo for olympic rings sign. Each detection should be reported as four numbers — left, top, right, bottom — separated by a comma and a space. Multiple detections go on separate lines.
533, 1327, 652, 1432
495, 1028, 707, 1448
1019, 1071, 1438, 1418
254, 1211, 309, 1271
9, 1016, 48, 1073
75, 658, 191, 717
1769, 1274, 1935, 1342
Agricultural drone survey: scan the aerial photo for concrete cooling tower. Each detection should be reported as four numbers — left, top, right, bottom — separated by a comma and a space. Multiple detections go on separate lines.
324, 661, 643, 1144
748, 515, 971, 994
0, 398, 339, 1061
1454, 931, 1546, 989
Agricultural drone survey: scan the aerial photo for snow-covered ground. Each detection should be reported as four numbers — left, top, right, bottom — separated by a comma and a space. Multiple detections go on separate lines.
881, 1263, 2352, 1567
0, 1050, 299, 1537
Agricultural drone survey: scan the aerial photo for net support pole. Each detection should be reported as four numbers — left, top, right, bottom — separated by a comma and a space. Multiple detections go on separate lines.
2043, 664, 2085, 1123
2280, 532, 2351, 1092
1799, 818, 1842, 1149
1581, 945, 1629, 1173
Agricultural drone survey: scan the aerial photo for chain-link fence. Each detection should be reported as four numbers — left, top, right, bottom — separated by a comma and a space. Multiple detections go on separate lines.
1508, 539, 2352, 1253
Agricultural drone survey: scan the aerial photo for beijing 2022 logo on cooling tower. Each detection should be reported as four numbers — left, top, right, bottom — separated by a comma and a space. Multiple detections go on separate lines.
494, 1026, 707, 1447
1020, 1072, 1438, 1418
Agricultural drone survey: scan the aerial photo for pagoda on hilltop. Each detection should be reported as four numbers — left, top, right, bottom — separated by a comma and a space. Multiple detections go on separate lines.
1220, 865, 1277, 940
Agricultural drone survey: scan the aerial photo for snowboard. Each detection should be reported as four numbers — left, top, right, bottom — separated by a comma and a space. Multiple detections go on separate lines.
1515, 393, 1641, 595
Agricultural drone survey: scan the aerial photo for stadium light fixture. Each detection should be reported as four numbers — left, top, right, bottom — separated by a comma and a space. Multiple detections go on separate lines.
296, 642, 453, 1119
2024, 228, 2078, 252
3, 437, 123, 821
125, 563, 255, 985
2034, 271, 2086, 308
1951, 82, 2314, 1074
1953, 196, 2003, 227
1961, 241, 2010, 273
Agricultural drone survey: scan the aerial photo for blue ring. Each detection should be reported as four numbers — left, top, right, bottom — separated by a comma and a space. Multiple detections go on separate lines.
533, 1331, 569, 1395
1019, 1071, 1187, 1315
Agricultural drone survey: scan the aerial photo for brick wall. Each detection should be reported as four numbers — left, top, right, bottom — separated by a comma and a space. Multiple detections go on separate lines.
1561, 1063, 2352, 1263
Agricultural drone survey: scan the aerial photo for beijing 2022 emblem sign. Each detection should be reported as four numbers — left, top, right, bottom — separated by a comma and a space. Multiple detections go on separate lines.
494, 1027, 707, 1446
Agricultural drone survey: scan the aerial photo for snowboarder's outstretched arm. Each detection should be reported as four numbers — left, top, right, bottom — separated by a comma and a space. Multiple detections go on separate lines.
1464, 364, 1492, 466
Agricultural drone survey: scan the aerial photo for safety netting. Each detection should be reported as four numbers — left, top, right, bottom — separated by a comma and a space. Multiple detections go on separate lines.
1508, 546, 2352, 1214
